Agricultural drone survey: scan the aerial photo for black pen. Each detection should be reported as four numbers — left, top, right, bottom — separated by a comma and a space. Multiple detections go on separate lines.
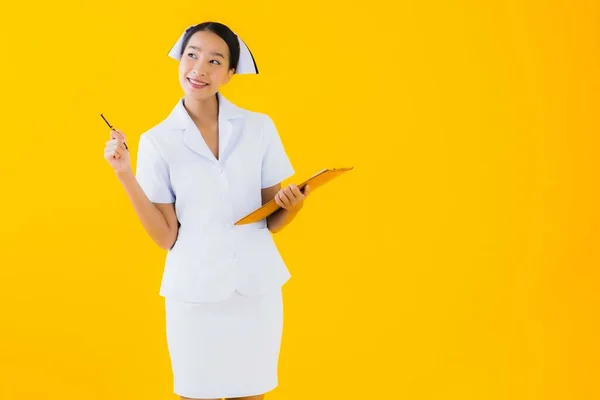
100, 113, 128, 150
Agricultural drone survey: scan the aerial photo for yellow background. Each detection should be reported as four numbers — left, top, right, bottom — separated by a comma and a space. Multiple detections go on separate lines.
1, 0, 599, 399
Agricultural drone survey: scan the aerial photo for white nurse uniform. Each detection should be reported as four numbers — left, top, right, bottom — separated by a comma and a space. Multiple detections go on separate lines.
135, 91, 295, 398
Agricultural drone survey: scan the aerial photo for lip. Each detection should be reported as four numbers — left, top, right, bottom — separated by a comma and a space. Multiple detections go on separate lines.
187, 78, 209, 89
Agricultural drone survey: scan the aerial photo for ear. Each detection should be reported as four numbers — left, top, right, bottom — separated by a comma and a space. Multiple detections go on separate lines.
225, 68, 235, 83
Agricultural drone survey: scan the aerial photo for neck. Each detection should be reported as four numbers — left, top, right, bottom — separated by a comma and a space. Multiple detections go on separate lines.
183, 93, 219, 124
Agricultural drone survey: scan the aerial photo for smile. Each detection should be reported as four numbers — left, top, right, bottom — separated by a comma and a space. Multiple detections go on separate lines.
187, 78, 209, 89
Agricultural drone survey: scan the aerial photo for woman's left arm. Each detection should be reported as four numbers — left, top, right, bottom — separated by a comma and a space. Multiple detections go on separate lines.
263, 183, 311, 233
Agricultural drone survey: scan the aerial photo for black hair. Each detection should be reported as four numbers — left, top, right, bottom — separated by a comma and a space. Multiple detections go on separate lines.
179, 22, 240, 71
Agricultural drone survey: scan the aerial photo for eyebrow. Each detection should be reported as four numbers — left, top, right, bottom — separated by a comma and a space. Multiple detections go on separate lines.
187, 45, 225, 59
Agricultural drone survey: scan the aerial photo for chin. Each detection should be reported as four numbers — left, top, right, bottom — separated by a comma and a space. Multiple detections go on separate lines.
188, 90, 217, 101
182, 87, 218, 101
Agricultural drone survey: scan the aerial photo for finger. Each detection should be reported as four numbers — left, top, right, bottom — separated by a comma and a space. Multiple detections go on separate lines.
284, 186, 301, 205
117, 133, 127, 147
105, 145, 119, 154
106, 141, 121, 151
283, 186, 294, 199
278, 191, 292, 208
105, 150, 120, 160
274, 194, 285, 208
290, 184, 303, 198
112, 131, 128, 150
106, 139, 127, 152
110, 147, 123, 158
117, 141, 128, 154
105, 147, 121, 158
303, 184, 311, 196
113, 128, 126, 139
111, 129, 127, 143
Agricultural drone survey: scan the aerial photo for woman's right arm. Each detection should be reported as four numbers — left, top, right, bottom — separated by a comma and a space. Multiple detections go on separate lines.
116, 170, 178, 250
105, 129, 178, 250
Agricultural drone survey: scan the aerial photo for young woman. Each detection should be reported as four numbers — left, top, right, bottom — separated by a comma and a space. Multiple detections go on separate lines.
103, 21, 309, 400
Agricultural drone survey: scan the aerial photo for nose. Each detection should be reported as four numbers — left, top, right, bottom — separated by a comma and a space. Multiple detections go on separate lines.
191, 64, 207, 76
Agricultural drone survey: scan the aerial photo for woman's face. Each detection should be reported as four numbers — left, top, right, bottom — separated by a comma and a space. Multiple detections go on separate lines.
178, 30, 235, 101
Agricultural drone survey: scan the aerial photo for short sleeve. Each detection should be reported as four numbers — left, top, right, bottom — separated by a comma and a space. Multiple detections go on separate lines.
261, 115, 295, 188
135, 134, 175, 203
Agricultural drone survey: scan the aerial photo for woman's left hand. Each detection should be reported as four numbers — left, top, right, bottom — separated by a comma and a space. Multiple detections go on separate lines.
274, 184, 311, 212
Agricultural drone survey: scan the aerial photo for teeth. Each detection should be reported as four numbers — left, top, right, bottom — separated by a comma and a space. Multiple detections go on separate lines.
189, 78, 207, 86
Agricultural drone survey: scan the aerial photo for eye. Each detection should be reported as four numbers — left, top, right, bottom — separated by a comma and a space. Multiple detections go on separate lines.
209, 60, 221, 65
186, 53, 197, 59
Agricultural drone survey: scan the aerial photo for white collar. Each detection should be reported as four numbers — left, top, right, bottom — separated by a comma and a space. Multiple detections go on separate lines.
166, 92, 245, 163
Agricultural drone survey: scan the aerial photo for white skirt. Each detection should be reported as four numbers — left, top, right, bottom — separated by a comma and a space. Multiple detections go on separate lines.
165, 288, 284, 399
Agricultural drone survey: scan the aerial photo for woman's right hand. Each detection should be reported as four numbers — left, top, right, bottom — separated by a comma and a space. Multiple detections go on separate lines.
104, 129, 131, 174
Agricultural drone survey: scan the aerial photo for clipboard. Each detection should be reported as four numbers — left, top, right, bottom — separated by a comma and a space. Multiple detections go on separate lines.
235, 167, 353, 225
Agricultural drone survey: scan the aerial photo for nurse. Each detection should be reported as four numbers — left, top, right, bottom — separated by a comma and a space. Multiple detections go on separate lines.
103, 21, 309, 400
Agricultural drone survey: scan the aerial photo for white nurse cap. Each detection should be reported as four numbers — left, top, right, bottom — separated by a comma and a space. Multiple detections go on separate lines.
168, 24, 259, 74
